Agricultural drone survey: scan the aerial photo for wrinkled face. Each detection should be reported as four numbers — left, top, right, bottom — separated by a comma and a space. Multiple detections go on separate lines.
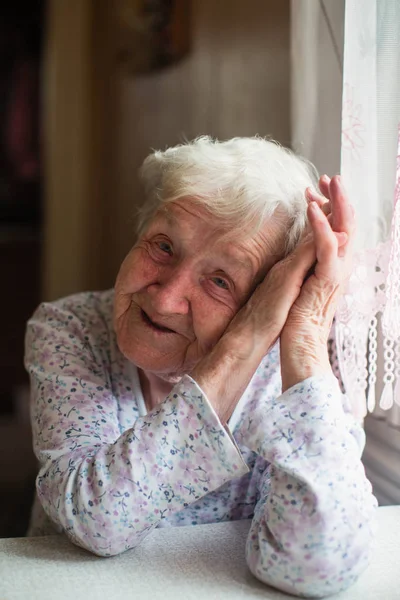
114, 199, 286, 380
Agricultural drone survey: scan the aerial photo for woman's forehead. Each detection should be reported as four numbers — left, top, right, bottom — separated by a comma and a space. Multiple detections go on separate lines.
155, 201, 216, 227
147, 201, 287, 275
152, 200, 287, 241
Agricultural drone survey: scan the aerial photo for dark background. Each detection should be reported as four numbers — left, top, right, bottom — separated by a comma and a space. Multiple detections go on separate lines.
0, 1, 44, 536
0, 0, 293, 536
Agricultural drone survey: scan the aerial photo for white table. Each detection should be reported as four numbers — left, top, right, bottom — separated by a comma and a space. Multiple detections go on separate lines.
0, 506, 399, 600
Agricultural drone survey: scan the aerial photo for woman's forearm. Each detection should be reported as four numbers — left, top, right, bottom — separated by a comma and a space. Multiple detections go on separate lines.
33, 376, 247, 556
191, 329, 277, 424
236, 375, 377, 597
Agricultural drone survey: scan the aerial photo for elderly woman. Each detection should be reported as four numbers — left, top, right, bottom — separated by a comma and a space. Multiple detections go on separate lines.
25, 136, 376, 598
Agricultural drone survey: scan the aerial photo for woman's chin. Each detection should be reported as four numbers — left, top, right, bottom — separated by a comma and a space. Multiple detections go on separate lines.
115, 314, 199, 380
117, 333, 184, 377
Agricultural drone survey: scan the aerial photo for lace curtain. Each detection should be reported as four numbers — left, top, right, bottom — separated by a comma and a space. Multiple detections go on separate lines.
335, 0, 400, 422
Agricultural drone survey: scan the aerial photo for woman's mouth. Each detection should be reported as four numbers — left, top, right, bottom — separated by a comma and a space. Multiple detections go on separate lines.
140, 309, 176, 333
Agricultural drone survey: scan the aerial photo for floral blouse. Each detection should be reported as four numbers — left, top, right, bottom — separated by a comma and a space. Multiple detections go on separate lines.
25, 289, 377, 597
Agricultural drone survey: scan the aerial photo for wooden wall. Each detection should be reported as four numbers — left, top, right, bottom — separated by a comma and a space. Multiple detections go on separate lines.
43, 0, 114, 299
43, 0, 290, 299
107, 0, 290, 285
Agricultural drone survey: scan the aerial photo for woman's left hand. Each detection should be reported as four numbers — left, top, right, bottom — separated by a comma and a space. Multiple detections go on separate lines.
280, 175, 355, 391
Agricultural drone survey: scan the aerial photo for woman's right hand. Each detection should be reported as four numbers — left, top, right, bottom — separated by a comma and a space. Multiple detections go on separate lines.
191, 177, 345, 424
220, 233, 318, 360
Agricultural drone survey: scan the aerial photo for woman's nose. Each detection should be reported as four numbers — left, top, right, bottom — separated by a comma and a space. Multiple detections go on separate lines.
147, 267, 191, 316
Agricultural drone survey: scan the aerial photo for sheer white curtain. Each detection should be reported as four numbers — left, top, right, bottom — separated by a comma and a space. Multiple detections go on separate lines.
335, 0, 400, 505
292, 0, 400, 416
341, 1, 398, 250
291, 0, 344, 177
336, 0, 400, 422
291, 0, 400, 503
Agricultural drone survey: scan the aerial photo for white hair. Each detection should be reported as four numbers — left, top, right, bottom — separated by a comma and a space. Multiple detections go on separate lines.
137, 136, 319, 254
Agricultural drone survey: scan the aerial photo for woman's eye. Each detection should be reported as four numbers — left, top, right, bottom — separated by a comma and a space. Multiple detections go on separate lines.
212, 276, 229, 290
157, 241, 173, 255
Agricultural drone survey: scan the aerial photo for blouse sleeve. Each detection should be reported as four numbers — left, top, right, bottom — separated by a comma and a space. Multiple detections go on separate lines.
25, 301, 248, 556
235, 374, 378, 598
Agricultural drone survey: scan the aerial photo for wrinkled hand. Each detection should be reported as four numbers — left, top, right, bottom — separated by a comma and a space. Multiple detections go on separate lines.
284, 175, 354, 341
192, 175, 354, 421
220, 176, 351, 359
280, 174, 355, 389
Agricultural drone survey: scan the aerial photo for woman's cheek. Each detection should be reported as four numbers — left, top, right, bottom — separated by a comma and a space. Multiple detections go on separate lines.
137, 260, 158, 287
115, 247, 140, 289
193, 297, 236, 351
117, 247, 160, 293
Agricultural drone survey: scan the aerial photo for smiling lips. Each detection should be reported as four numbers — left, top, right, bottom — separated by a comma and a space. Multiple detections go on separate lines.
140, 309, 176, 333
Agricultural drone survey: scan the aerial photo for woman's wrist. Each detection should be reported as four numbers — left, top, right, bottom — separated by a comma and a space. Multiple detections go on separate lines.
191, 330, 276, 424
280, 335, 331, 392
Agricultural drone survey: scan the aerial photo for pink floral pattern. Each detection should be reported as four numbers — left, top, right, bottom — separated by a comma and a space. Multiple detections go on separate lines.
25, 289, 377, 597
342, 83, 366, 162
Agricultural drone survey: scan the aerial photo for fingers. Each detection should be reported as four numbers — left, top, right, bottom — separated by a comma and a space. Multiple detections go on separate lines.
288, 236, 317, 284
306, 174, 355, 258
304, 176, 332, 239
283, 177, 353, 338
319, 174, 331, 199
307, 201, 343, 279
260, 233, 317, 303
329, 175, 355, 236
334, 231, 348, 246
306, 187, 331, 217
241, 233, 318, 346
